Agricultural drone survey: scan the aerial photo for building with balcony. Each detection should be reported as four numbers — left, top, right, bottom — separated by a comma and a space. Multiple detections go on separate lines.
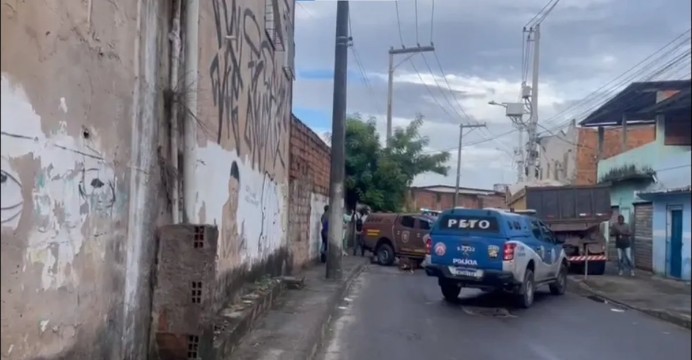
580, 80, 691, 279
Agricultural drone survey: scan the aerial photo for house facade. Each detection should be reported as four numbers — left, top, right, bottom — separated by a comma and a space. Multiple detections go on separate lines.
537, 120, 655, 185
580, 80, 691, 277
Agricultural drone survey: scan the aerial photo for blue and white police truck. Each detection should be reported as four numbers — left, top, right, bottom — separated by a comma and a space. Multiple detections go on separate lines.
424, 208, 568, 308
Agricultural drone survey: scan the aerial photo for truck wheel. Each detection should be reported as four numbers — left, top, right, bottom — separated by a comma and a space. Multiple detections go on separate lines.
376, 243, 395, 266
549, 263, 568, 295
440, 280, 461, 302
516, 269, 535, 309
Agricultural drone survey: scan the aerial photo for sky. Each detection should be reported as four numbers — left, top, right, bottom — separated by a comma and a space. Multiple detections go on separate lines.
291, 0, 692, 190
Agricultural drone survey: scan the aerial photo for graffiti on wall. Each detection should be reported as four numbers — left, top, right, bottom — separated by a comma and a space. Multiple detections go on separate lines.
1, 75, 119, 289
196, 143, 286, 272
209, 0, 290, 174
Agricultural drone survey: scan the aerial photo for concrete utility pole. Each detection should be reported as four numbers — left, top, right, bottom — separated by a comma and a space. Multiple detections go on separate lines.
386, 45, 435, 145
326, 0, 349, 280
453, 123, 487, 207
525, 24, 541, 181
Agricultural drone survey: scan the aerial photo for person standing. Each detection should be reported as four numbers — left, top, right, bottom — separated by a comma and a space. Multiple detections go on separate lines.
352, 208, 367, 256
611, 215, 635, 276
320, 205, 329, 263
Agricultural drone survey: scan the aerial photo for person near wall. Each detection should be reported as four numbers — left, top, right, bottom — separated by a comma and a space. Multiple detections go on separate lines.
320, 205, 329, 263
610, 214, 635, 276
352, 208, 367, 256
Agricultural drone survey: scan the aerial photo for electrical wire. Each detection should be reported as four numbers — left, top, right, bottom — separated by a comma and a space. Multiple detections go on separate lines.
414, 0, 420, 44
537, 29, 692, 131
394, 1, 405, 47
429, 0, 435, 43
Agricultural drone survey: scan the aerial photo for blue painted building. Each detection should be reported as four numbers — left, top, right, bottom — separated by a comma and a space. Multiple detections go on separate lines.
580, 80, 691, 277
635, 88, 692, 280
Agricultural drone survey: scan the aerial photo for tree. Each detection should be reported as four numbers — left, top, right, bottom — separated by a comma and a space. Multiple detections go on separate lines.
344, 113, 450, 212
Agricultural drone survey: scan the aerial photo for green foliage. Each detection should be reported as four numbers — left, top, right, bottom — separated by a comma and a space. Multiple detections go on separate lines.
344, 113, 450, 212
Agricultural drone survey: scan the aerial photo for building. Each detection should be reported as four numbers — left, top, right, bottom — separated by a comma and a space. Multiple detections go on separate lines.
579, 80, 691, 276
408, 185, 507, 211
1, 0, 301, 358
634, 88, 691, 280
537, 119, 655, 185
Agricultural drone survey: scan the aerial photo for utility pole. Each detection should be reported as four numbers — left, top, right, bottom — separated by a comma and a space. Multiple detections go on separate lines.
453, 123, 487, 207
326, 0, 349, 280
386, 45, 435, 144
525, 24, 541, 181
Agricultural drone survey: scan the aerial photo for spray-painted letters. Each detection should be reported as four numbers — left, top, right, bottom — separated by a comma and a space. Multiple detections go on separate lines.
209, 0, 289, 173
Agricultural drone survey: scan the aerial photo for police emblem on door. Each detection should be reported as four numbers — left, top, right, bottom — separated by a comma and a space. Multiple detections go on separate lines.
401, 230, 410, 243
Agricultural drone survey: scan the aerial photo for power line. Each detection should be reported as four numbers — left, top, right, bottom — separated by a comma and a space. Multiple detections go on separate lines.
429, 0, 435, 43
414, 0, 420, 44
537, 28, 691, 129
394, 1, 405, 46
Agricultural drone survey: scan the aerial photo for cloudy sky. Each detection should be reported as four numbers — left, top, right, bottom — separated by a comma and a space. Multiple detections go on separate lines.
291, 0, 691, 189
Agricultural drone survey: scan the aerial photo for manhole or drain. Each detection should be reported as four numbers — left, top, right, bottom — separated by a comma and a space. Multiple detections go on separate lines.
462, 306, 516, 318
586, 295, 607, 303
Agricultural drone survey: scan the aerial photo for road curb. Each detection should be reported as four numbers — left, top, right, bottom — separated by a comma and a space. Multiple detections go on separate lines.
567, 277, 692, 330
306, 261, 367, 360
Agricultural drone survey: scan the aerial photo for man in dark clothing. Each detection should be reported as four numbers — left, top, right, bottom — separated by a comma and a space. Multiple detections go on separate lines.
352, 208, 367, 256
320, 205, 329, 263
610, 215, 634, 276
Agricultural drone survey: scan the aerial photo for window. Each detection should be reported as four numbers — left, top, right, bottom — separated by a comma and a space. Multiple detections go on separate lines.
540, 222, 555, 243
418, 219, 431, 230
400, 216, 415, 228
530, 220, 542, 239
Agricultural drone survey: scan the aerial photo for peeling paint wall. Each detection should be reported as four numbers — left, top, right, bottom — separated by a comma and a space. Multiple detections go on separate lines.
194, 0, 295, 302
1, 0, 167, 359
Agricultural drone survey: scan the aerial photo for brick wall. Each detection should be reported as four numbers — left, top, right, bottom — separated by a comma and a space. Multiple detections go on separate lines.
575, 125, 656, 185
408, 189, 506, 210
288, 115, 331, 269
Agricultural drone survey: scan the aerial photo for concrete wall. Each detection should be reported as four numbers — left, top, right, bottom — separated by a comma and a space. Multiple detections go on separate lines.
288, 115, 330, 269
651, 194, 692, 281
192, 0, 295, 304
1, 1, 168, 359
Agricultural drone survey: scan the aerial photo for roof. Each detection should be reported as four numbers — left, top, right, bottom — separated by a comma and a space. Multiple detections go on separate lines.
410, 185, 499, 195
637, 185, 691, 198
632, 86, 691, 116
579, 80, 691, 127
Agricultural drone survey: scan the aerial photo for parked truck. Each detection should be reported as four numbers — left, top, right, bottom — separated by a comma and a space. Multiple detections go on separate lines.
507, 184, 612, 275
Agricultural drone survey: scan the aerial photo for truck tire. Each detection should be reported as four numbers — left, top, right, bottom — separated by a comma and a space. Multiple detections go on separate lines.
440, 279, 461, 302
549, 263, 568, 295
376, 242, 395, 266
516, 269, 535, 309
587, 261, 606, 275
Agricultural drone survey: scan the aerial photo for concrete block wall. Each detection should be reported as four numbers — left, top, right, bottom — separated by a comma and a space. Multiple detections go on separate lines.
152, 225, 219, 360
1, 1, 169, 358
288, 115, 330, 269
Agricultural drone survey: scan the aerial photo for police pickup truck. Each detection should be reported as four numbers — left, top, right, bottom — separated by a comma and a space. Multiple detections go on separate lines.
424, 208, 568, 308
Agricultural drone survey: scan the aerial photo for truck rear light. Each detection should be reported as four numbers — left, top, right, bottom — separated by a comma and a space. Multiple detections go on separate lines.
425, 235, 432, 255
503, 243, 517, 261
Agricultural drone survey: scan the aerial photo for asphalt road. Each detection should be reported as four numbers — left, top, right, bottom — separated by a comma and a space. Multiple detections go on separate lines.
318, 264, 691, 360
